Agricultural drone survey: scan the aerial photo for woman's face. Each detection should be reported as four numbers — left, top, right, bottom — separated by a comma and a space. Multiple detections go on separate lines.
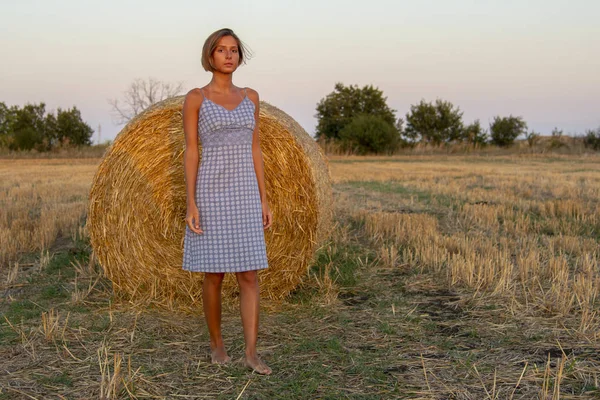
211, 35, 240, 73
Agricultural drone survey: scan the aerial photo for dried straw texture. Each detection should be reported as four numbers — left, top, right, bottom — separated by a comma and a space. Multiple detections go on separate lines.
87, 95, 333, 313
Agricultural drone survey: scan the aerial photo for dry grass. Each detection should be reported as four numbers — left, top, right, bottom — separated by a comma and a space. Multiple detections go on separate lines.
317, 136, 596, 156
331, 154, 600, 328
0, 144, 110, 159
0, 159, 98, 269
1, 153, 599, 398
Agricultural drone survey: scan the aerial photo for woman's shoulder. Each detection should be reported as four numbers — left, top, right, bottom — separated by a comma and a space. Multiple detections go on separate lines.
183, 88, 205, 109
244, 87, 259, 107
186, 88, 205, 100
244, 87, 258, 97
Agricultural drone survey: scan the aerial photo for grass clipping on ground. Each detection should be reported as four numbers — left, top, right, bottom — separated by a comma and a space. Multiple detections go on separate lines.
87, 95, 334, 313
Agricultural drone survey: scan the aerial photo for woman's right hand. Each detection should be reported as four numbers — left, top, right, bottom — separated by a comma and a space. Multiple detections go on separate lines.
186, 203, 204, 234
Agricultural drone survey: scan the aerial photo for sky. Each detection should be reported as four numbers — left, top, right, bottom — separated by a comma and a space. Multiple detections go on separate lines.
1, 0, 599, 144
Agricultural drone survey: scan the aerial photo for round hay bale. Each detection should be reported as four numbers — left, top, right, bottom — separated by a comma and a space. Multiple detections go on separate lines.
87, 95, 334, 313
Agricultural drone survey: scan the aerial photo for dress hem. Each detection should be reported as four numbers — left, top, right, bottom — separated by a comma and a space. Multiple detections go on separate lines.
182, 265, 268, 273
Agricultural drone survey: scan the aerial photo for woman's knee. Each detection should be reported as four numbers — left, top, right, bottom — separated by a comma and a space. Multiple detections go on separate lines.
236, 270, 258, 287
204, 272, 225, 286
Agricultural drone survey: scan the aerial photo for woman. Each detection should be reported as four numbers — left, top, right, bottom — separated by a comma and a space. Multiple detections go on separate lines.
181, 28, 272, 375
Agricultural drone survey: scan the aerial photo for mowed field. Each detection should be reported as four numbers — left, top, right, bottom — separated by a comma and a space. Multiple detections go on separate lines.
1, 154, 599, 399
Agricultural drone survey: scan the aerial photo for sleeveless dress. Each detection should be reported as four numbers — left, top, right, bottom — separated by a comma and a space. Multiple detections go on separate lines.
182, 88, 269, 273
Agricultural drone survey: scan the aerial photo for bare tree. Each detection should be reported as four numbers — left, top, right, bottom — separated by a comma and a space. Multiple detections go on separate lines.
108, 77, 185, 125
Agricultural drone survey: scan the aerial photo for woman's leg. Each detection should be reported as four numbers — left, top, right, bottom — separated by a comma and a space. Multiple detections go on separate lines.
235, 270, 272, 374
202, 272, 230, 363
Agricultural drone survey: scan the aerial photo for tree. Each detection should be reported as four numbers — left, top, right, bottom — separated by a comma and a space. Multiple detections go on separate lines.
395, 117, 405, 137
108, 77, 184, 124
394, 117, 409, 148
315, 82, 397, 141
404, 99, 464, 145
49, 106, 94, 147
338, 114, 401, 155
44, 112, 58, 147
462, 119, 488, 146
489, 115, 527, 147
11, 103, 48, 151
0, 102, 16, 148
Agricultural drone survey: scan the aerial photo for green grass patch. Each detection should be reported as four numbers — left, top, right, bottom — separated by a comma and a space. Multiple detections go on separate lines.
343, 180, 458, 211
4, 299, 42, 321
301, 240, 374, 292
40, 283, 69, 300
0, 324, 18, 343
34, 371, 73, 387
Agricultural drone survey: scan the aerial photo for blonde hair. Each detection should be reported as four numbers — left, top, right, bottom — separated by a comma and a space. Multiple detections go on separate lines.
201, 28, 253, 72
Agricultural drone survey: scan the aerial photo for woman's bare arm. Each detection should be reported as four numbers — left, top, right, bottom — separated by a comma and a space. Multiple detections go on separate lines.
247, 88, 268, 205
182, 89, 202, 208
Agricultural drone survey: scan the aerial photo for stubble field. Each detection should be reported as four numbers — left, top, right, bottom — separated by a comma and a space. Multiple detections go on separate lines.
1, 153, 599, 399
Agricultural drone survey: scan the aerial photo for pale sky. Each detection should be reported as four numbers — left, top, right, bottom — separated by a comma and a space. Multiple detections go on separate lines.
1, 0, 599, 143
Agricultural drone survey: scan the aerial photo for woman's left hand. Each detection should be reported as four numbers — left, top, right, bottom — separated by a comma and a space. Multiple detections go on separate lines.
262, 202, 272, 230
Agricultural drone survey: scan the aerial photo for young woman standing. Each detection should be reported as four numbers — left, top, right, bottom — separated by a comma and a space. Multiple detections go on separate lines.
182, 28, 272, 375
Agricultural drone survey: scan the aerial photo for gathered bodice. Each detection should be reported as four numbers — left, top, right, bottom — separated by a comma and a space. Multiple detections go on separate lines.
198, 94, 256, 148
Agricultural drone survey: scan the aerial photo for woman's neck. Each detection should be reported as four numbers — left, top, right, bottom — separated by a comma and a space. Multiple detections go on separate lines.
208, 73, 235, 94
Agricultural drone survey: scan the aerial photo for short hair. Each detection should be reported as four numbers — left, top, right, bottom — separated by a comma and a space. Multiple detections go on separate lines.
201, 28, 253, 72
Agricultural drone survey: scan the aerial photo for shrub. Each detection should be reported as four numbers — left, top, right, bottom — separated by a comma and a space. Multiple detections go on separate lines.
583, 126, 600, 150
338, 114, 401, 155
404, 99, 464, 144
462, 119, 488, 146
315, 82, 397, 141
489, 115, 527, 147
548, 127, 567, 149
525, 131, 541, 148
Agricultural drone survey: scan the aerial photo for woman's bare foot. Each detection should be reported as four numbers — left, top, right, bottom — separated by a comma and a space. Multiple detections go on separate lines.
210, 344, 231, 364
243, 354, 272, 375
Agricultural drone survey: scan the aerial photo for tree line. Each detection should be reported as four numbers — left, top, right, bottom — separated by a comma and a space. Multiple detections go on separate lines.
3, 79, 599, 154
0, 102, 94, 151
0, 78, 184, 152
315, 82, 600, 154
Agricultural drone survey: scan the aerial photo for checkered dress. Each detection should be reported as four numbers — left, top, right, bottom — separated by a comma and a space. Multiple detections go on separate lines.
182, 88, 269, 273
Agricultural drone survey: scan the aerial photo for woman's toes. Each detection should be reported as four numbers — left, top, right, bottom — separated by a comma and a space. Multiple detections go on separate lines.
257, 362, 272, 375
210, 347, 231, 364
244, 355, 272, 375
212, 354, 231, 364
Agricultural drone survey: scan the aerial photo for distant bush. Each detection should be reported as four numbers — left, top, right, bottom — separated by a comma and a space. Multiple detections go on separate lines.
338, 114, 401, 155
462, 119, 488, 146
583, 126, 600, 150
315, 82, 397, 141
404, 99, 464, 145
489, 115, 527, 147
525, 131, 541, 148
548, 127, 567, 149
